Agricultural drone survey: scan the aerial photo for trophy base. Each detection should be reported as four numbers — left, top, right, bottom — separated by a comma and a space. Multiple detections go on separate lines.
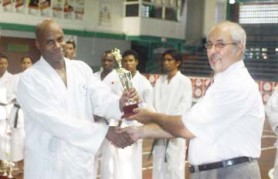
122, 103, 139, 118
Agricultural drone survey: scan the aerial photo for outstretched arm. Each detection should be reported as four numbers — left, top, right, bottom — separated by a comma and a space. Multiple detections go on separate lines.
128, 108, 195, 139
117, 123, 173, 142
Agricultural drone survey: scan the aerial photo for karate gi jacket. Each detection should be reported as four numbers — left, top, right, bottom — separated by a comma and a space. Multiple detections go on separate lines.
17, 57, 122, 179
0, 71, 15, 160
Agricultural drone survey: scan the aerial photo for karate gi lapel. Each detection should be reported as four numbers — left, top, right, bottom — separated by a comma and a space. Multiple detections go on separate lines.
39, 58, 68, 108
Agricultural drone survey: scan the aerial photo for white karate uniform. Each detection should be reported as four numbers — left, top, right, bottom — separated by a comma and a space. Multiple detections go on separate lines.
94, 69, 122, 178
0, 84, 10, 161
9, 102, 24, 162
100, 70, 153, 179
153, 71, 192, 179
0, 71, 16, 103
94, 70, 122, 95
17, 57, 122, 179
9, 72, 25, 162
0, 71, 16, 161
266, 88, 278, 179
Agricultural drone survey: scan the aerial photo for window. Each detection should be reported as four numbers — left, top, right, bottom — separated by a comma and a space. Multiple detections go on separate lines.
239, 2, 278, 24
124, 0, 184, 21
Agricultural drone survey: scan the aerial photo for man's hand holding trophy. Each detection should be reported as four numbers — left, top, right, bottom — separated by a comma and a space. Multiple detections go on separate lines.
112, 48, 140, 119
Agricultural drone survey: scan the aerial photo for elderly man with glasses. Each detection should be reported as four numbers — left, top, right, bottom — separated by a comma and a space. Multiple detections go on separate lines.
119, 21, 265, 179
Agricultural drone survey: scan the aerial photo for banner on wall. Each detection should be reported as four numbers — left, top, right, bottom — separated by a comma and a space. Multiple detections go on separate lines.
0, 0, 84, 21
15, 0, 25, 13
28, 0, 51, 16
74, 0, 84, 20
99, 1, 111, 26
52, 0, 64, 18
28, 0, 39, 15
2, 0, 12, 12
64, 0, 74, 19
144, 74, 278, 104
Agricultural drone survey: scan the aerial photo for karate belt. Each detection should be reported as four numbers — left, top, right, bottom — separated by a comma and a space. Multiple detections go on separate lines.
0, 102, 7, 106
148, 139, 170, 162
189, 156, 255, 173
12, 103, 21, 128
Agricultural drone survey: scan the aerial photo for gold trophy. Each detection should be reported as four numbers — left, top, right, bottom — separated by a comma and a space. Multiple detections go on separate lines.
112, 48, 139, 118
0, 160, 16, 179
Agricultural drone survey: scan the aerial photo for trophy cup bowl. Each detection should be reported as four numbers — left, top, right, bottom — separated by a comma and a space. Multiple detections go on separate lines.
112, 48, 139, 119
118, 69, 139, 118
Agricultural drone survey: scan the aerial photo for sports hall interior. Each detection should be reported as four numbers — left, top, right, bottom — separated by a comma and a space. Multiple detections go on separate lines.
0, 0, 277, 179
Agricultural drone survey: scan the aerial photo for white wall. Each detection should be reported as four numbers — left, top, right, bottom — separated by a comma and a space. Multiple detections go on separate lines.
0, 0, 124, 34
185, 0, 227, 44
203, 0, 227, 37
0, 0, 186, 39
185, 0, 204, 44
123, 17, 185, 39
203, 0, 217, 37
0, 28, 131, 70
0, 0, 131, 69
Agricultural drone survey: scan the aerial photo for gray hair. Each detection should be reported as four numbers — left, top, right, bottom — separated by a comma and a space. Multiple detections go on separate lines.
208, 21, 246, 58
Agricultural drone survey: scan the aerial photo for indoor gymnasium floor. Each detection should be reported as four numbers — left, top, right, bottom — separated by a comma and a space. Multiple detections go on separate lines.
11, 118, 277, 179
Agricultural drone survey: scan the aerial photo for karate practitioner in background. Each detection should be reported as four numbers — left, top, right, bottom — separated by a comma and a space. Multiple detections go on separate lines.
100, 49, 153, 179
64, 40, 76, 60
151, 49, 192, 179
9, 56, 33, 175
0, 55, 15, 103
17, 19, 137, 179
266, 87, 278, 179
12, 56, 34, 93
0, 55, 16, 162
94, 50, 122, 97
94, 50, 122, 179
20, 56, 33, 71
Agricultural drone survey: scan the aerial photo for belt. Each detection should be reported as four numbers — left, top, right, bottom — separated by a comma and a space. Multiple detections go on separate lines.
13, 104, 21, 128
14, 103, 20, 108
0, 102, 7, 106
189, 156, 255, 173
149, 139, 170, 162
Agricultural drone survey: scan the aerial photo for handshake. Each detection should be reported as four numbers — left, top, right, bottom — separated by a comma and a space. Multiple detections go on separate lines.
105, 126, 139, 148
105, 108, 155, 148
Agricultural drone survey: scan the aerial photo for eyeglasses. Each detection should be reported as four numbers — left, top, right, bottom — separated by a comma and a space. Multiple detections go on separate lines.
205, 42, 238, 49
